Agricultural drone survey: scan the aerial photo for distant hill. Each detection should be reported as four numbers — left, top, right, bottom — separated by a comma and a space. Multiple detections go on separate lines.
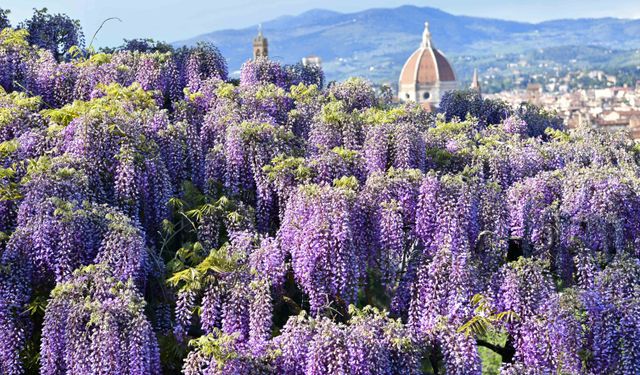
173, 5, 640, 83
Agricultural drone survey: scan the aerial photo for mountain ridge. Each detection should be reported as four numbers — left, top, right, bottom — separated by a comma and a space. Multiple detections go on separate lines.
173, 5, 640, 83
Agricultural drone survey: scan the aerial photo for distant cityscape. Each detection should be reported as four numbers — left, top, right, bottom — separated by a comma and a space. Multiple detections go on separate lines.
388, 26, 640, 138
243, 10, 640, 140
487, 71, 640, 138
181, 5, 640, 139
383, 22, 640, 139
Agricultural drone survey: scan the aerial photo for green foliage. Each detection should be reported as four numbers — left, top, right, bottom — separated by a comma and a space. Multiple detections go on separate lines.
188, 330, 241, 370
167, 244, 242, 291
87, 52, 111, 65
263, 155, 312, 183
1, 157, 28, 200
426, 147, 456, 168
0, 167, 21, 201
0, 28, 30, 52
0, 91, 42, 129
333, 175, 359, 191
458, 294, 518, 337
362, 106, 410, 125
238, 121, 294, 145
289, 83, 321, 104
428, 119, 474, 139
254, 83, 287, 101
22, 155, 83, 185
331, 146, 359, 163
163, 182, 252, 299
544, 127, 571, 142
42, 83, 158, 127
478, 332, 508, 375
26, 295, 48, 316
319, 100, 350, 125
215, 82, 237, 100
386, 167, 424, 182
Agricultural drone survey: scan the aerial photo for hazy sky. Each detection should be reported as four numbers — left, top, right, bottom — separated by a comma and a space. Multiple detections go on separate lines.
3, 0, 640, 47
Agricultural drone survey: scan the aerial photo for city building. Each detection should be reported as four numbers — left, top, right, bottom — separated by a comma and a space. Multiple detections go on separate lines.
489, 85, 640, 140
398, 22, 457, 110
526, 83, 542, 105
253, 24, 268, 59
302, 55, 322, 68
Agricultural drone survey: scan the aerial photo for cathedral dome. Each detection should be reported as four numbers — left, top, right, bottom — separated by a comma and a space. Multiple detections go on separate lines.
397, 22, 457, 109
399, 22, 456, 86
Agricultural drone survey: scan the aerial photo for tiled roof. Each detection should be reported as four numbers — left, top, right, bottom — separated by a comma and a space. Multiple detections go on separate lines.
399, 47, 456, 85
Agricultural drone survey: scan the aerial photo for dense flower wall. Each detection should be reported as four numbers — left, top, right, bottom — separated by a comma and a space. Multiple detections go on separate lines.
0, 26, 639, 375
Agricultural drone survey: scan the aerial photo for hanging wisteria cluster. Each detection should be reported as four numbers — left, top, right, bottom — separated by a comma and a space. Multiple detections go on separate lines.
2, 19, 640, 375
40, 265, 160, 375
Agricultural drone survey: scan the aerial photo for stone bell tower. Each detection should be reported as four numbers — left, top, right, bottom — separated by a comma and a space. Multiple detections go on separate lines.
253, 24, 268, 60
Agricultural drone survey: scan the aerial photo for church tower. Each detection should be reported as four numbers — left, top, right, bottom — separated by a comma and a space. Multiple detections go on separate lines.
470, 68, 481, 95
253, 24, 268, 59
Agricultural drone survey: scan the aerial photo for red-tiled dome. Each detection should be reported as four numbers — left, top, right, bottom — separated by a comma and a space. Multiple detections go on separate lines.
399, 22, 456, 86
